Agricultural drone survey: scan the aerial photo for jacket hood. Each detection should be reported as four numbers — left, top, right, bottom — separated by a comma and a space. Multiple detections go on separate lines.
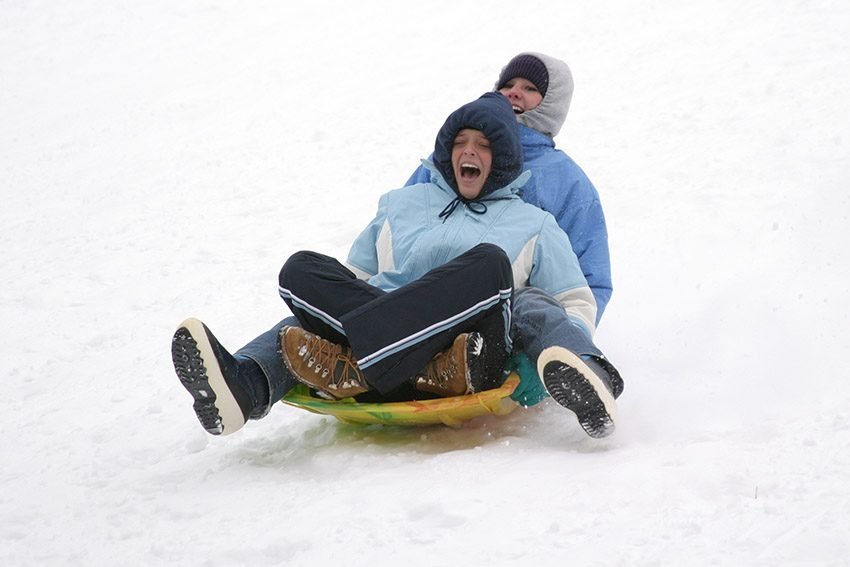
495, 52, 573, 138
433, 92, 524, 200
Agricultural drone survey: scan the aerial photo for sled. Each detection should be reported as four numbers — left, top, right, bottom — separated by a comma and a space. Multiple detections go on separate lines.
280, 373, 520, 427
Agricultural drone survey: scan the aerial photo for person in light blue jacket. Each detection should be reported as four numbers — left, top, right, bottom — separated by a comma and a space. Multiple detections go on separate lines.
277, 93, 598, 400
170, 93, 623, 440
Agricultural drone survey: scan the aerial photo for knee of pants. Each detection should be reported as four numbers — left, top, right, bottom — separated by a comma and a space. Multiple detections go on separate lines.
469, 243, 511, 281
279, 250, 324, 289
514, 286, 562, 311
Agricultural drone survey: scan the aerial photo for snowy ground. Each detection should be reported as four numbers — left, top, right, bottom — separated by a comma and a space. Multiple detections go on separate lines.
3, 1, 850, 565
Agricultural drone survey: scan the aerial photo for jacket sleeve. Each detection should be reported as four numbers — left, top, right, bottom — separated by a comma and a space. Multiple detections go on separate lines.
403, 153, 435, 186
547, 164, 613, 325
529, 214, 598, 337
345, 193, 392, 280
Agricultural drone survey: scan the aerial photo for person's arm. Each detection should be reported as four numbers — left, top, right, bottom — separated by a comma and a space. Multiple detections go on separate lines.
560, 191, 612, 322
546, 163, 613, 323
345, 193, 391, 280
403, 154, 435, 186
529, 214, 597, 337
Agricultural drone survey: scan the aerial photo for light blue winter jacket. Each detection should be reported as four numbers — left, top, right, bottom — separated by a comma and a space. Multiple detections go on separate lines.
405, 124, 612, 324
347, 161, 597, 336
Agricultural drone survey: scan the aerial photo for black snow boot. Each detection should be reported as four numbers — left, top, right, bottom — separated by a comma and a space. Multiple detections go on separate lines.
171, 318, 270, 435
537, 346, 619, 439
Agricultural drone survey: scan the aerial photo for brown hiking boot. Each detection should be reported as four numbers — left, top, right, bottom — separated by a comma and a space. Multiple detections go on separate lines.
414, 333, 480, 397
279, 327, 370, 400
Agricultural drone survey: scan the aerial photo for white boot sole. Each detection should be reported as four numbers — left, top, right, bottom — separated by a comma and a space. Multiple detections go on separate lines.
174, 318, 245, 435
537, 346, 618, 438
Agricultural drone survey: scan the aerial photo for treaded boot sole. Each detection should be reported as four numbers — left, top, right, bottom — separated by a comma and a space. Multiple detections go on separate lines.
171, 318, 246, 436
538, 347, 617, 439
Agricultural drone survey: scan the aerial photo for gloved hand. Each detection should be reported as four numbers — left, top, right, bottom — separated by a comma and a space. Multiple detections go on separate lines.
507, 351, 548, 407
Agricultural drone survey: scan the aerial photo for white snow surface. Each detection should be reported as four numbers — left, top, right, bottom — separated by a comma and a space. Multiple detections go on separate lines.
3, 2, 850, 565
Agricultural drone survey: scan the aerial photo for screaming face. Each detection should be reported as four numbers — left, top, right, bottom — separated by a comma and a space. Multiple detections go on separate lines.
451, 128, 493, 200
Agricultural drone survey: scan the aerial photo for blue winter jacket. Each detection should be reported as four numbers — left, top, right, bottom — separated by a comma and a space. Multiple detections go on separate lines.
347, 162, 598, 337
405, 124, 612, 324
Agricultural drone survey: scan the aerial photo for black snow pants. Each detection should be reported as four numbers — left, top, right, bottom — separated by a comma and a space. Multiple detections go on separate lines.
278, 243, 513, 395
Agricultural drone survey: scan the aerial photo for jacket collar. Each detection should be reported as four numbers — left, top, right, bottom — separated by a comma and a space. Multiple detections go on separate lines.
519, 125, 555, 160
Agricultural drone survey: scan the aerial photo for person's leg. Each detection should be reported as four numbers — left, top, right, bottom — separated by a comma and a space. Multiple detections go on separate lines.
276, 245, 512, 398
277, 251, 386, 398
172, 250, 355, 434
511, 286, 623, 396
511, 286, 623, 439
342, 243, 513, 394
278, 250, 385, 345
171, 318, 273, 436
234, 316, 301, 414
512, 287, 600, 360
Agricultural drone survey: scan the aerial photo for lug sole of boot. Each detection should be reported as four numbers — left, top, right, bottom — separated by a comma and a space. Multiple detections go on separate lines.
538, 347, 617, 439
172, 318, 246, 436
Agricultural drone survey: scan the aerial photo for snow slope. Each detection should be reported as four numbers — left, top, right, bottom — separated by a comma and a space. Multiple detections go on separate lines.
2, 1, 849, 565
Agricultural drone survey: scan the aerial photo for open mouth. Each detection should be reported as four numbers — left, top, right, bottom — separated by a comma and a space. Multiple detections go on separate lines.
459, 163, 481, 180
511, 104, 524, 114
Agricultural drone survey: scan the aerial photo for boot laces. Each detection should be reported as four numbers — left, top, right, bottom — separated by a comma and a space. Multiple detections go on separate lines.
421, 346, 461, 388
297, 334, 364, 390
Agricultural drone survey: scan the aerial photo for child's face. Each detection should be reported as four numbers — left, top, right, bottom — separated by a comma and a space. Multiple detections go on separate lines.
451, 129, 492, 200
498, 77, 543, 114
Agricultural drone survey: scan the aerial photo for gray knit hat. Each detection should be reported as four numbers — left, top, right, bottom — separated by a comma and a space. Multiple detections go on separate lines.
494, 52, 573, 137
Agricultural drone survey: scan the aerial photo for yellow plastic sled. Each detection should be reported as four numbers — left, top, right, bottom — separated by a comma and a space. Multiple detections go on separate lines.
280, 374, 520, 427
